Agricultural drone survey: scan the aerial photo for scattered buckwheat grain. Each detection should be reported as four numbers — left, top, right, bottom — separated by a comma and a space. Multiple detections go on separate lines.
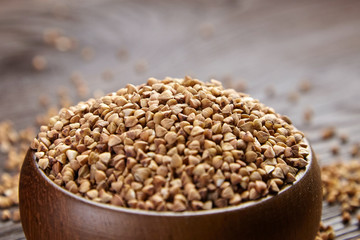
43, 28, 63, 45
303, 107, 313, 124
199, 23, 214, 40
70, 72, 89, 98
351, 143, 360, 157
102, 70, 114, 82
134, 60, 148, 74
265, 86, 275, 98
81, 47, 95, 61
321, 127, 335, 140
322, 160, 360, 223
339, 134, 349, 144
1, 210, 11, 221
330, 145, 339, 156
315, 222, 335, 240
0, 120, 35, 223
32, 55, 47, 71
38, 94, 50, 108
288, 91, 299, 103
55, 36, 74, 52
299, 80, 312, 93
234, 80, 247, 93
117, 48, 129, 61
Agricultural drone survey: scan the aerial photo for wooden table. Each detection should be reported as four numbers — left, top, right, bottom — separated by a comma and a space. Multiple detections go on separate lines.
1, 0, 360, 239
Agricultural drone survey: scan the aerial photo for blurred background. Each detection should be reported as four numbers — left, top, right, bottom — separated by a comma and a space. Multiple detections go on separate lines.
0, 0, 360, 239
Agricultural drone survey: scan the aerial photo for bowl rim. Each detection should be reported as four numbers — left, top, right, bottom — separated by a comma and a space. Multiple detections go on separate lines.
31, 138, 313, 217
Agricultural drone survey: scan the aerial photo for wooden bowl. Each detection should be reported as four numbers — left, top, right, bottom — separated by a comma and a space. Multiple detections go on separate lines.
19, 141, 322, 240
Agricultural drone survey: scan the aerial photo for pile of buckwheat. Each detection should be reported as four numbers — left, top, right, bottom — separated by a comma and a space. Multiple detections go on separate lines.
322, 160, 360, 223
30, 76, 310, 212
0, 122, 34, 222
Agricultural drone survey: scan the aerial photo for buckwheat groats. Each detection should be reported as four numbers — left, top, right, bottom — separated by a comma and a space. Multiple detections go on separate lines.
322, 160, 360, 223
30, 76, 310, 212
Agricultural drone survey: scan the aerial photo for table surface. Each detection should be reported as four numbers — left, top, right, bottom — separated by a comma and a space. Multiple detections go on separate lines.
1, 0, 360, 239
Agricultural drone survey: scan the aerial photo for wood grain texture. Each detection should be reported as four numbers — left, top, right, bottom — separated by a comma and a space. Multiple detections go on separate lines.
0, 0, 360, 239
19, 148, 322, 240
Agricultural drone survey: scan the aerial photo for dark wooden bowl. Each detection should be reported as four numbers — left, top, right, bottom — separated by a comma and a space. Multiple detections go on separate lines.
19, 142, 322, 240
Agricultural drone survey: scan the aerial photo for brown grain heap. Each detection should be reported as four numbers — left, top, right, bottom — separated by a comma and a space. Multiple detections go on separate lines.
0, 121, 35, 222
322, 160, 360, 223
30, 76, 310, 212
